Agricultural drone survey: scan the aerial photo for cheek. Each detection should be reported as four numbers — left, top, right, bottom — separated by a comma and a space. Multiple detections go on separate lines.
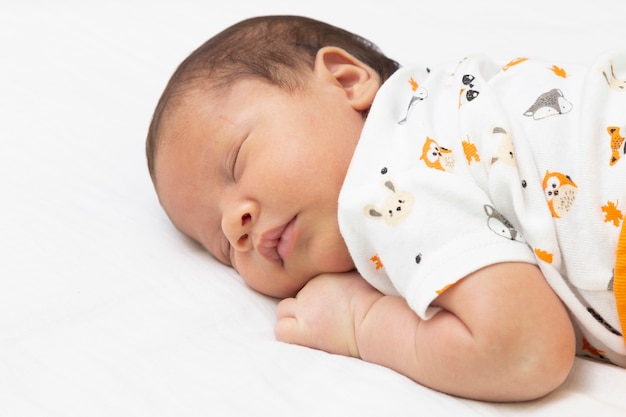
308, 236, 355, 274
306, 228, 355, 273
272, 121, 358, 182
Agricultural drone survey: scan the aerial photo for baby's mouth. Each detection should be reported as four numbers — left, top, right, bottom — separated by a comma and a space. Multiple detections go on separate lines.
257, 217, 297, 264
276, 217, 297, 262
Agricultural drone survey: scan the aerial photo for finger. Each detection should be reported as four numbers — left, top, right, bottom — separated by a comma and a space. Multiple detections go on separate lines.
274, 316, 301, 344
276, 297, 297, 319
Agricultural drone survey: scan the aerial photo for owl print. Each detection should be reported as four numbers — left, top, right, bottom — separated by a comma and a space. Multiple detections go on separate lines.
420, 137, 455, 172
542, 171, 578, 218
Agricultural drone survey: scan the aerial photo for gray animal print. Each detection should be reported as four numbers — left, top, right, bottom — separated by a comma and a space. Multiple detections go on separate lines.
524, 88, 572, 120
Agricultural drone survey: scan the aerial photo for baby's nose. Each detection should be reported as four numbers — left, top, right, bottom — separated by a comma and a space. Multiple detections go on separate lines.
223, 210, 254, 252
234, 213, 253, 251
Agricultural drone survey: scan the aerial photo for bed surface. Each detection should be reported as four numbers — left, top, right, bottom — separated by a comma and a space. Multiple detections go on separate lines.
2, 1, 626, 415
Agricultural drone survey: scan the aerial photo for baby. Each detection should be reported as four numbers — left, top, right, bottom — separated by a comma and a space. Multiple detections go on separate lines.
146, 15, 626, 402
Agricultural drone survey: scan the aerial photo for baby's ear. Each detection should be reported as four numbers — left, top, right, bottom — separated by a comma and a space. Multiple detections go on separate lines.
314, 46, 380, 111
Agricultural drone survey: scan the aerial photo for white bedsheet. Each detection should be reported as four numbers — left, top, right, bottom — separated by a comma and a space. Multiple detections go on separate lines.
2, 1, 626, 415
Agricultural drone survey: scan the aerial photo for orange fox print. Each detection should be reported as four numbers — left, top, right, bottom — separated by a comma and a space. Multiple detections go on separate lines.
461, 136, 480, 165
370, 255, 384, 270
436, 283, 455, 295
608, 126, 625, 166
582, 337, 606, 359
548, 65, 567, 78
534, 248, 554, 264
501, 57, 528, 71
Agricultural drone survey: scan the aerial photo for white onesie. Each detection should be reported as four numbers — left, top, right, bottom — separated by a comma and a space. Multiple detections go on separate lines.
338, 52, 626, 366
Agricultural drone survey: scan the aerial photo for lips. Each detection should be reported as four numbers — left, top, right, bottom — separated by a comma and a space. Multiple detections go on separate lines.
256, 217, 297, 264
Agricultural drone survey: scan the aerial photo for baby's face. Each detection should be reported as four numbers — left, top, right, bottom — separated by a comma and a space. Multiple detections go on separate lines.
155, 76, 367, 298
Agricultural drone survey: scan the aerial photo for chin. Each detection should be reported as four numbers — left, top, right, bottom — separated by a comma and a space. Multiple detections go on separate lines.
244, 270, 309, 299
257, 280, 307, 299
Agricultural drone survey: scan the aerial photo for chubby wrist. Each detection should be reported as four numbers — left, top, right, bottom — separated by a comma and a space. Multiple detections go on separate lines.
351, 288, 386, 358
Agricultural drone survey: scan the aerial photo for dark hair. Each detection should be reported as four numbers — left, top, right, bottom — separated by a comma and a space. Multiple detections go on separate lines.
146, 15, 400, 181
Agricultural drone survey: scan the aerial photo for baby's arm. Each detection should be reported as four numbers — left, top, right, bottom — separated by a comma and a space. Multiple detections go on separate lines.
275, 263, 575, 402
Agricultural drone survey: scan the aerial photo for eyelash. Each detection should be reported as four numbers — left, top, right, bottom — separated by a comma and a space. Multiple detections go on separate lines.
232, 142, 243, 181
225, 138, 245, 263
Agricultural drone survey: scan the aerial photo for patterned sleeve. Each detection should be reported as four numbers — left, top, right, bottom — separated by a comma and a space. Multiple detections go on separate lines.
338, 63, 536, 320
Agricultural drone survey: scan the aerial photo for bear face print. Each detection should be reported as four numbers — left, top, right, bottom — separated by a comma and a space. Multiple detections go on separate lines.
601, 60, 626, 92
489, 126, 517, 167
364, 180, 415, 226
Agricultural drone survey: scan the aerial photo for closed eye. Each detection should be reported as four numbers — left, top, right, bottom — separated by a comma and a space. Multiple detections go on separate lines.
232, 141, 242, 181
231, 134, 249, 182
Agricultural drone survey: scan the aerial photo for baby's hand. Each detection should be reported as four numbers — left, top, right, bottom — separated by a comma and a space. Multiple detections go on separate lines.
275, 271, 382, 358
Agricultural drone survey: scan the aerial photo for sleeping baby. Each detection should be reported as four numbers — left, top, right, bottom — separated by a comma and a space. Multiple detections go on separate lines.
146, 15, 626, 402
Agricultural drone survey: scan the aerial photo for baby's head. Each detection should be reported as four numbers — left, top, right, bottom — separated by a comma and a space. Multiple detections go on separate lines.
146, 15, 399, 298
